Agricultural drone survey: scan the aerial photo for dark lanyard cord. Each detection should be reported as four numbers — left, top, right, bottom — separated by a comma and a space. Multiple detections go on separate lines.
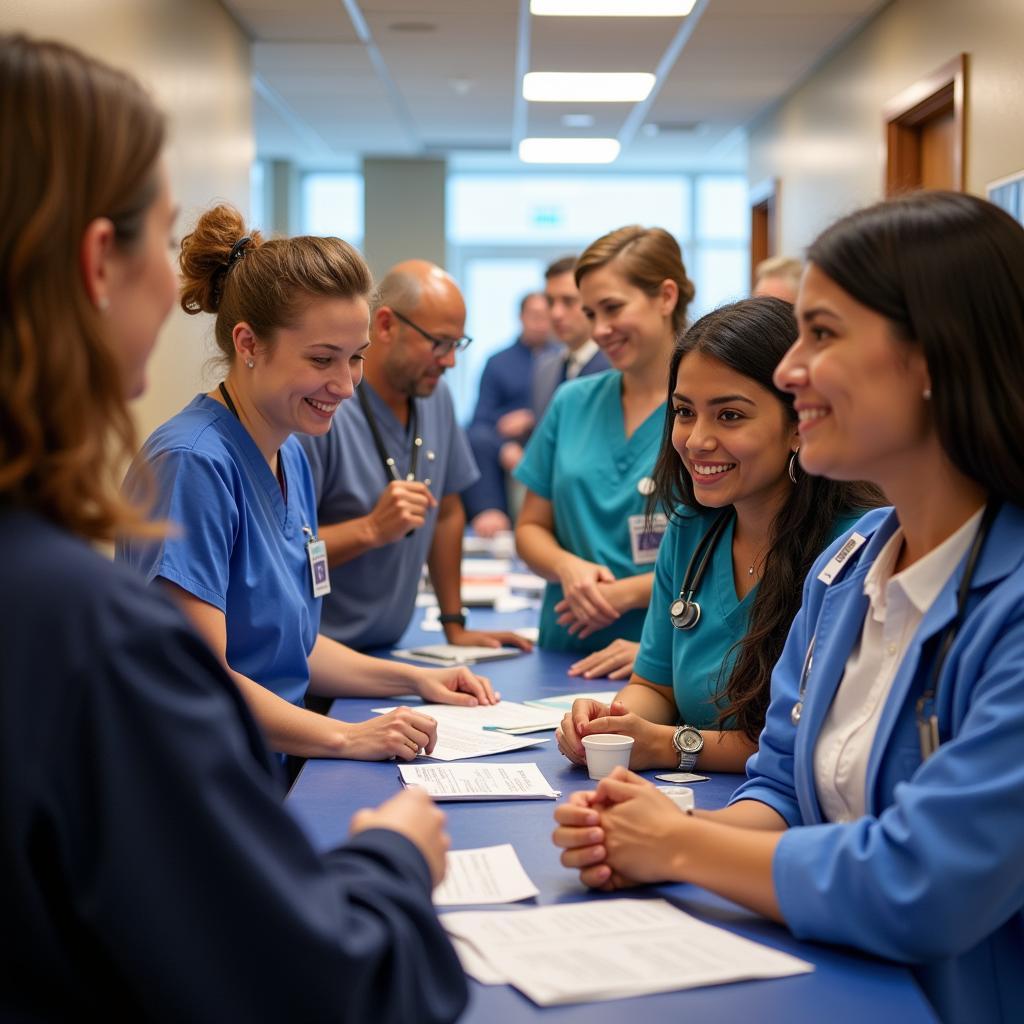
218, 381, 287, 500
357, 386, 420, 483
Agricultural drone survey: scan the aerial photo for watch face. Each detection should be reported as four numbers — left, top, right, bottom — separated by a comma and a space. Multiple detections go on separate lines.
679, 729, 702, 753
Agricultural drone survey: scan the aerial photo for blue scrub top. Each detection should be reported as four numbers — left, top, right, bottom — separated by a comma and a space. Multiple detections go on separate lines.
118, 395, 320, 709
514, 371, 663, 653
635, 506, 867, 727
300, 379, 479, 650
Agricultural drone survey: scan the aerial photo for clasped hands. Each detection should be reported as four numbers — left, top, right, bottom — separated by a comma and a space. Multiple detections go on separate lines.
552, 767, 687, 891
554, 556, 632, 639
555, 698, 668, 771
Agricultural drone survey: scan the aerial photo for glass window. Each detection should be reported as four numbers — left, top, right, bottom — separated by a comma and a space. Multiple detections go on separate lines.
249, 160, 267, 234
696, 176, 749, 242
448, 174, 690, 245
447, 257, 548, 424
691, 247, 749, 319
301, 172, 363, 243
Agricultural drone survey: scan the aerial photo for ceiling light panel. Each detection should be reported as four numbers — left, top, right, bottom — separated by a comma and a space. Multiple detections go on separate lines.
518, 137, 621, 163
523, 72, 654, 103
530, 1, 696, 16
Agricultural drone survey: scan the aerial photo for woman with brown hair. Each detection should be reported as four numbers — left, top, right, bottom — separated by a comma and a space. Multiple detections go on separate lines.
119, 203, 497, 766
514, 225, 692, 658
0, 33, 466, 1021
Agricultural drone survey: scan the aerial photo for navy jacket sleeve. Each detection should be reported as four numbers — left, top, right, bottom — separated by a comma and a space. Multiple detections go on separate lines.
44, 596, 468, 1023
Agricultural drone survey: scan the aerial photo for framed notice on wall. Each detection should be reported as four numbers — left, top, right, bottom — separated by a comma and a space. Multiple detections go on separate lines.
988, 170, 1024, 226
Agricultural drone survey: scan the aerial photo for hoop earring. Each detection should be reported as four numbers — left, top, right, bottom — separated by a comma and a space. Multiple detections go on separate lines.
788, 450, 799, 484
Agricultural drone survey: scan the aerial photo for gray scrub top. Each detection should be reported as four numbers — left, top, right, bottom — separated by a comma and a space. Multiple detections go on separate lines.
300, 379, 479, 650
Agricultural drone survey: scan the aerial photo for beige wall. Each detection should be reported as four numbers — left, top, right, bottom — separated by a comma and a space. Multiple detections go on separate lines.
2, 0, 253, 442
749, 0, 1024, 256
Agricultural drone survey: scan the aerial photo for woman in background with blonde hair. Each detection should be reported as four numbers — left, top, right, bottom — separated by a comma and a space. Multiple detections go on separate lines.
0, 33, 465, 1022
120, 203, 497, 769
515, 225, 693, 669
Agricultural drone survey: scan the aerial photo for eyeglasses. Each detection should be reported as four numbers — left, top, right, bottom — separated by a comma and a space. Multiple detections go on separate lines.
391, 309, 473, 357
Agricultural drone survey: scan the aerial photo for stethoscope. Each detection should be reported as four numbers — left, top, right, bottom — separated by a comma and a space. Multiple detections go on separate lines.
669, 510, 735, 630
357, 385, 432, 538
790, 501, 1001, 762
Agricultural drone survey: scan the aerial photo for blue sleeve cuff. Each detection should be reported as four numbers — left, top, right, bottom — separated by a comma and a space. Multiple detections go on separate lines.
728, 783, 803, 828
338, 828, 434, 894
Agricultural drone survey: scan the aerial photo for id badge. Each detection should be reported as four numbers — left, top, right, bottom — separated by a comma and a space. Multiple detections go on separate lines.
306, 537, 331, 598
629, 513, 667, 565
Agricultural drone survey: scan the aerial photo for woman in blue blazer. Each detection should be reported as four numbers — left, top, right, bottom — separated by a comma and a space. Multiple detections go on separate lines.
552, 191, 1024, 1023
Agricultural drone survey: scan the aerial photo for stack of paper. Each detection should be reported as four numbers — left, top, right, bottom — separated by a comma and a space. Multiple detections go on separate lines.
372, 701, 557, 758
441, 899, 813, 1006
433, 845, 539, 906
398, 762, 560, 801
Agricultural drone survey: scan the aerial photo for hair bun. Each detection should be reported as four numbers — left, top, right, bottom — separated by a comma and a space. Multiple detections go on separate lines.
179, 203, 262, 315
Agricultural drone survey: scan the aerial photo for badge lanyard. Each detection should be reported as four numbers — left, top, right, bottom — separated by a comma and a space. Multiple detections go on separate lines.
791, 501, 1000, 761
218, 381, 329, 598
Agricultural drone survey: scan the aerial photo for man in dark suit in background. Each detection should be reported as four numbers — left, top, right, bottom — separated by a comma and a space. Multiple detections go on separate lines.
532, 255, 610, 423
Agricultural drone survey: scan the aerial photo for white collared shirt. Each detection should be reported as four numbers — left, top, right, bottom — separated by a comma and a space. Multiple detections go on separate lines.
813, 507, 984, 822
565, 339, 599, 380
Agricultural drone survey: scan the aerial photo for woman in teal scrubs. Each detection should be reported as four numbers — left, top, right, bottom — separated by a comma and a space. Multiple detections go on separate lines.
514, 226, 694, 654
556, 297, 877, 772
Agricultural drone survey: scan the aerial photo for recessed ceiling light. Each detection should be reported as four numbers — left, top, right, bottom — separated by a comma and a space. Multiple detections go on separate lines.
523, 72, 655, 103
518, 138, 621, 164
531, 1, 696, 16
561, 113, 596, 128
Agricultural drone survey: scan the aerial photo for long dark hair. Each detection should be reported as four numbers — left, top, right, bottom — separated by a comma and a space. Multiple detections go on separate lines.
807, 190, 1024, 506
649, 297, 882, 740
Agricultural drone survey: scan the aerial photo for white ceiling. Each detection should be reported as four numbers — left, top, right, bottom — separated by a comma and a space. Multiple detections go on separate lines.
222, 0, 888, 172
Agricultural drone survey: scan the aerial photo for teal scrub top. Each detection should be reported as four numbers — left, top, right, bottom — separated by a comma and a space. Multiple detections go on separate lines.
634, 506, 865, 728
514, 371, 664, 653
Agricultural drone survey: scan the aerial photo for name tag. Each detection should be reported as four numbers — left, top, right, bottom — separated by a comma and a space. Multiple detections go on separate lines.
817, 532, 867, 585
629, 513, 668, 565
307, 538, 331, 598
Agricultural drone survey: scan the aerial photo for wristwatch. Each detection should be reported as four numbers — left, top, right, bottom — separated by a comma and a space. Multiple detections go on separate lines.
438, 613, 467, 628
672, 724, 704, 770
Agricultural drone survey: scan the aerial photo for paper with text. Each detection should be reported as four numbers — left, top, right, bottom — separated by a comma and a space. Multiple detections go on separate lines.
433, 844, 539, 906
398, 762, 560, 800
441, 899, 813, 1006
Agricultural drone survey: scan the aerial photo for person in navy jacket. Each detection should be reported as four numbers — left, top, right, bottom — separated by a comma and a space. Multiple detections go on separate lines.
553, 191, 1024, 1023
0, 34, 466, 1023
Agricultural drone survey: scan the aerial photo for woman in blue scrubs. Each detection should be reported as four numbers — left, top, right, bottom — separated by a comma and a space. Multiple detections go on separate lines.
1, 35, 464, 1019
553, 191, 1024, 1022
120, 203, 495, 764
514, 225, 693, 654
556, 298, 875, 772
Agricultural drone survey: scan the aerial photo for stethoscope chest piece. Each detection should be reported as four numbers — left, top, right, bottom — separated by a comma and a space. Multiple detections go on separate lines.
670, 597, 701, 630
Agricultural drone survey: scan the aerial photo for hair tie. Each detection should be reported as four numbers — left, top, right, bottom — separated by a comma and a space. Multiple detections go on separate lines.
226, 235, 251, 271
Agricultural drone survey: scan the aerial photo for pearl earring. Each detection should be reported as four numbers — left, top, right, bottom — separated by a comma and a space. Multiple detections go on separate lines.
923, 388, 932, 400
96, 296, 110, 313
246, 359, 255, 369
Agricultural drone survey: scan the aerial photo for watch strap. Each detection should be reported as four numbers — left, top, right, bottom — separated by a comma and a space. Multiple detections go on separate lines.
438, 613, 467, 627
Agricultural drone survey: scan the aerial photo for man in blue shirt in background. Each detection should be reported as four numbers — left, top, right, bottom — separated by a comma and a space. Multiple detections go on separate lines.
462, 291, 556, 537
301, 260, 529, 654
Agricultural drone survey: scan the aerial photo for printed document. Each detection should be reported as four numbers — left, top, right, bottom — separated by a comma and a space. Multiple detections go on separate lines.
441, 899, 813, 1006
398, 762, 560, 800
433, 844, 539, 906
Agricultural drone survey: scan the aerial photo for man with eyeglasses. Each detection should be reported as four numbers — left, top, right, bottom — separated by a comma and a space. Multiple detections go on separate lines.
300, 259, 531, 654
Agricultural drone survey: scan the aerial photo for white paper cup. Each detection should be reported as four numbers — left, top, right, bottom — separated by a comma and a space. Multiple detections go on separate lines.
656, 785, 695, 813
581, 734, 634, 781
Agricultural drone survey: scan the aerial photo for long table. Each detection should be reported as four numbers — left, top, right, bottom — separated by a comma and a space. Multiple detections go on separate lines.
287, 612, 938, 1023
